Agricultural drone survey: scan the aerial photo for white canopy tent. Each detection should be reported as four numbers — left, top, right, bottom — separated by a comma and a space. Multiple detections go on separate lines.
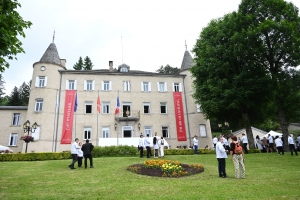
261, 130, 283, 138
0, 145, 13, 153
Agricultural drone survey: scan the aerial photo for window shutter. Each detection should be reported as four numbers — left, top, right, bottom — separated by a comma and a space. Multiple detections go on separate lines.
74, 80, 77, 90
149, 82, 151, 91
123, 81, 126, 91
179, 83, 182, 92
164, 82, 167, 92
109, 81, 112, 90
172, 83, 174, 92
128, 81, 131, 91
35, 77, 39, 87
92, 80, 95, 90
84, 80, 87, 90
66, 80, 69, 90
157, 82, 160, 92
44, 77, 48, 87
101, 81, 104, 90
141, 82, 143, 91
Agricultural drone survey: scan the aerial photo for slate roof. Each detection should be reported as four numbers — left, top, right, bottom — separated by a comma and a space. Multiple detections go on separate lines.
39, 43, 61, 65
180, 50, 194, 71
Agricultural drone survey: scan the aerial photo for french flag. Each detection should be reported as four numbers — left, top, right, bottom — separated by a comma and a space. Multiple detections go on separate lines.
115, 96, 120, 115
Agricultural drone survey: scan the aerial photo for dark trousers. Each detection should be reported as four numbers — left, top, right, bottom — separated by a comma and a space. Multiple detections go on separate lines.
84, 154, 93, 168
139, 146, 144, 157
217, 158, 226, 177
277, 146, 284, 155
269, 143, 275, 152
146, 146, 151, 158
78, 156, 83, 167
289, 144, 298, 155
242, 143, 248, 154
70, 154, 78, 168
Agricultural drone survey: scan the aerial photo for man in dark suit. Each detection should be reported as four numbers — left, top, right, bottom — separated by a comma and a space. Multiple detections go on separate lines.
81, 139, 94, 168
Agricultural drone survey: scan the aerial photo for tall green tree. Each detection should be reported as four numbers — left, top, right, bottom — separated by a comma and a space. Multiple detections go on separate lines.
18, 81, 30, 106
73, 56, 83, 70
191, 13, 271, 148
0, 0, 32, 72
237, 0, 300, 150
7, 86, 20, 106
83, 56, 93, 70
156, 64, 180, 74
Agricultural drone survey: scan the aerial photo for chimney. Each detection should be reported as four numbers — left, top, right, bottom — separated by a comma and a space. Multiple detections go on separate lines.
109, 61, 113, 71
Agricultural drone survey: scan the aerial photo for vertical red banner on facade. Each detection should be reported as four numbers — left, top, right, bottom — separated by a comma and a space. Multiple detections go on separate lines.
173, 92, 187, 141
60, 90, 76, 144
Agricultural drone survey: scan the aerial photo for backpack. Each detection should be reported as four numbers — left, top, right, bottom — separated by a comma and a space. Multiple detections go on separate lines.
153, 137, 157, 145
233, 142, 243, 154
161, 139, 164, 145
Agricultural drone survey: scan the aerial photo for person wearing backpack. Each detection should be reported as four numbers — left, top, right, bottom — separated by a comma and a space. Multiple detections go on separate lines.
230, 136, 245, 179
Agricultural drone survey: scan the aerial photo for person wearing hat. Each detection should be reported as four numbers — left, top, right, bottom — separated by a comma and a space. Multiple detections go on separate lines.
138, 134, 145, 158
193, 135, 198, 154
68, 138, 80, 169
81, 139, 94, 168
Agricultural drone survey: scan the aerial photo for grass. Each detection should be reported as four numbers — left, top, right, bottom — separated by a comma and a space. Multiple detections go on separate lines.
0, 153, 299, 200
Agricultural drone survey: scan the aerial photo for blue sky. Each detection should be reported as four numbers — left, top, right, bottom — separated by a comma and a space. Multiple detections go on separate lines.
2, 0, 300, 94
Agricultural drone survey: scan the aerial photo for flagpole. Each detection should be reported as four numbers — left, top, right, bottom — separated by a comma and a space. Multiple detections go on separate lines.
97, 90, 99, 146
117, 90, 119, 146
74, 91, 77, 139
52, 89, 58, 152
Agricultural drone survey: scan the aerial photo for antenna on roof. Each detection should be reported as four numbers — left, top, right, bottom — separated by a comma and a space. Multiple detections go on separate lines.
121, 36, 123, 63
52, 30, 55, 43
185, 40, 187, 51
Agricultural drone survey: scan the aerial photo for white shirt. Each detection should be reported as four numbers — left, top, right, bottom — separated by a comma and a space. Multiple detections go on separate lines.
268, 136, 274, 143
216, 142, 227, 158
288, 137, 294, 145
139, 137, 145, 148
275, 138, 283, 147
77, 148, 83, 157
71, 142, 79, 154
212, 137, 218, 144
159, 139, 164, 147
223, 137, 229, 146
193, 138, 198, 146
144, 137, 150, 146
241, 135, 248, 144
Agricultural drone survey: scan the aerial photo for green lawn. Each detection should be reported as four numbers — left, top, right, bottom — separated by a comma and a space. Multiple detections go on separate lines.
0, 153, 299, 199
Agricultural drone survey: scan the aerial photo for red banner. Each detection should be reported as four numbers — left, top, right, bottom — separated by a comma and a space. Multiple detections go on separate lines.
173, 92, 187, 141
60, 90, 76, 144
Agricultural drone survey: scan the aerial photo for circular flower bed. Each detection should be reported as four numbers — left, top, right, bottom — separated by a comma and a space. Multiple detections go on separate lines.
127, 159, 204, 178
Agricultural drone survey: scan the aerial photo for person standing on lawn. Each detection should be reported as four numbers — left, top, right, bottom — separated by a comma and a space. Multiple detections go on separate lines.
138, 134, 145, 158
68, 138, 80, 169
77, 142, 83, 167
159, 136, 165, 158
145, 134, 151, 158
275, 136, 284, 155
193, 135, 198, 154
216, 137, 228, 178
241, 133, 249, 154
267, 134, 275, 152
212, 135, 218, 149
288, 134, 298, 156
81, 139, 94, 168
230, 136, 245, 179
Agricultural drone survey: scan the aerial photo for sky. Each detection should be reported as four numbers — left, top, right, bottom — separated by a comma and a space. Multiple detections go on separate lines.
2, 0, 300, 94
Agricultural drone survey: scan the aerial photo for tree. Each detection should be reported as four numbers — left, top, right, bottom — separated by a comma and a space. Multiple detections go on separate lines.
191, 13, 271, 148
83, 56, 93, 70
156, 64, 180, 74
73, 57, 83, 70
18, 81, 30, 106
0, 73, 5, 104
0, 0, 32, 72
237, 0, 300, 150
7, 86, 20, 106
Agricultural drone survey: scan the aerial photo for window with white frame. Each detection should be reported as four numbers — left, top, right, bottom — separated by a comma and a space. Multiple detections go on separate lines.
173, 83, 182, 92
35, 99, 43, 112
85, 101, 92, 113
123, 81, 131, 91
66, 80, 77, 90
162, 127, 169, 138
102, 127, 109, 138
144, 126, 152, 137
120, 67, 128, 72
143, 102, 150, 114
160, 102, 167, 114
141, 82, 151, 92
196, 104, 201, 112
9, 133, 18, 146
35, 76, 47, 87
84, 80, 94, 91
83, 127, 91, 140
199, 124, 207, 137
102, 81, 111, 91
12, 113, 20, 125
102, 102, 110, 114
158, 82, 167, 92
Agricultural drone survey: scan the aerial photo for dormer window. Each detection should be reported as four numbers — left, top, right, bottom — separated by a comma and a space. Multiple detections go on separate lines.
120, 67, 128, 72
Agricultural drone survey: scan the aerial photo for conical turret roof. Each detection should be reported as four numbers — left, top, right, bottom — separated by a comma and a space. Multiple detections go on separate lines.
180, 50, 194, 71
39, 43, 61, 65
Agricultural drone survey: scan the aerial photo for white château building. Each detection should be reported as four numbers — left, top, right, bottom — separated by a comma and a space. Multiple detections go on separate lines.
0, 41, 212, 153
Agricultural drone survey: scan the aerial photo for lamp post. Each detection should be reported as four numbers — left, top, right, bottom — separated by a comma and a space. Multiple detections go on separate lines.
23, 120, 38, 153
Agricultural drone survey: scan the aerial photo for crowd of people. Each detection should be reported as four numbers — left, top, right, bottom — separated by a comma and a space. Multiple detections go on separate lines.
68, 138, 94, 170
138, 132, 166, 158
